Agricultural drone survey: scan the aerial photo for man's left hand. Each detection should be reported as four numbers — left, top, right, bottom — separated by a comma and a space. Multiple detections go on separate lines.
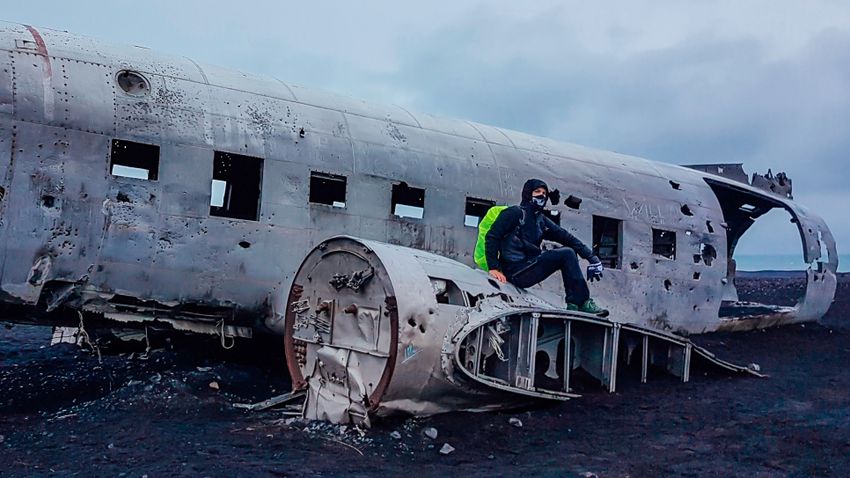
587, 259, 604, 282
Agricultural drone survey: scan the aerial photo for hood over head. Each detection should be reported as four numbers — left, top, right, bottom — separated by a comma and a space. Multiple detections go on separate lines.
521, 178, 549, 204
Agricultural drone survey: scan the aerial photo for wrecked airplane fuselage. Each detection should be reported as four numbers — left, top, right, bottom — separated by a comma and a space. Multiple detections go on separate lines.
0, 22, 839, 420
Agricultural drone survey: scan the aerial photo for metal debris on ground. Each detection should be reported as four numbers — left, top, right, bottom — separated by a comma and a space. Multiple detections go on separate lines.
232, 389, 306, 412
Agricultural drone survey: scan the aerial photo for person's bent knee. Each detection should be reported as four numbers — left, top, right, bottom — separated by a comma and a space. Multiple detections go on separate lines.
553, 247, 577, 261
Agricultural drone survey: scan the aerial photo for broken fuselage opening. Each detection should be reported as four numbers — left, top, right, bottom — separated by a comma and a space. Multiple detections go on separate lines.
705, 179, 837, 329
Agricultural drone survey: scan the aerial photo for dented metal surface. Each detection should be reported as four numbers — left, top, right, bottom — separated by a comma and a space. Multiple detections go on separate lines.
285, 237, 761, 424
0, 22, 838, 350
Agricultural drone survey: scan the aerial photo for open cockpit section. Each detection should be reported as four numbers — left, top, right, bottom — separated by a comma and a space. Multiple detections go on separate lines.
704, 178, 838, 330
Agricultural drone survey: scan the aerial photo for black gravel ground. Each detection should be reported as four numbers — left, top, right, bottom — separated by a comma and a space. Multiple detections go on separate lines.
0, 273, 848, 477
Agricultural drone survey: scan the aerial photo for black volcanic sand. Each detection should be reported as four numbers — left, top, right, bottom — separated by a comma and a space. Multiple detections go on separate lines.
1, 273, 848, 477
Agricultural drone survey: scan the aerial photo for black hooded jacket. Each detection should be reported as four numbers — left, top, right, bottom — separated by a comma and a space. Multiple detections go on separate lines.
484, 179, 594, 272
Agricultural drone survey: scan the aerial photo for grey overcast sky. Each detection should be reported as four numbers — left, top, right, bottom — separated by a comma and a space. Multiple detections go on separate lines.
4, 1, 849, 265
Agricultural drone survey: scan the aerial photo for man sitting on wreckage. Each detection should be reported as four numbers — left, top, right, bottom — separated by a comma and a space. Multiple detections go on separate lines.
485, 178, 609, 317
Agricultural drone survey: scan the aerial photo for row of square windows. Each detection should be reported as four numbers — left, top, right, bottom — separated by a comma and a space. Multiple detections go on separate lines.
109, 139, 709, 268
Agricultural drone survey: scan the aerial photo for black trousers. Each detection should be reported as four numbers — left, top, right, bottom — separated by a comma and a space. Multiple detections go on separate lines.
503, 247, 590, 304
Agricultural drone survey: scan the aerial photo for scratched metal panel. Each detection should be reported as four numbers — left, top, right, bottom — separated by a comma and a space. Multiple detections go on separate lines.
0, 22, 30, 51
113, 73, 166, 144
266, 128, 353, 180
410, 112, 486, 141
261, 203, 310, 229
0, 51, 12, 117
57, 58, 114, 135
10, 50, 56, 124
159, 144, 214, 218
52, 129, 112, 279
159, 77, 213, 147
0, 122, 70, 301
465, 121, 515, 147
280, 100, 351, 138
387, 217, 429, 250
35, 26, 202, 82
206, 113, 265, 159
346, 174, 392, 220
260, 159, 310, 209
289, 84, 418, 127
350, 140, 431, 182
97, 179, 163, 285
194, 62, 295, 101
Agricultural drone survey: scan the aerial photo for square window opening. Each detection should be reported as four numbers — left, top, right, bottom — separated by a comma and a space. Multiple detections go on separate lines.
464, 197, 496, 227
652, 228, 677, 259
592, 215, 622, 269
209, 151, 263, 221
392, 182, 425, 219
309, 172, 347, 208
110, 139, 159, 180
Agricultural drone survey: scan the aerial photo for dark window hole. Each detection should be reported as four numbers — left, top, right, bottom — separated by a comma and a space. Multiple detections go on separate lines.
700, 244, 716, 266
392, 182, 425, 219
592, 215, 622, 269
706, 221, 714, 233
110, 139, 159, 181
630, 261, 639, 270
565, 195, 582, 209
309, 172, 346, 207
210, 151, 263, 221
693, 272, 701, 280
408, 318, 417, 327
465, 197, 496, 227
664, 279, 672, 291
238, 241, 251, 249
669, 180, 681, 190
116, 192, 130, 203
41, 195, 55, 208
652, 228, 676, 259
693, 254, 702, 264
680, 204, 693, 216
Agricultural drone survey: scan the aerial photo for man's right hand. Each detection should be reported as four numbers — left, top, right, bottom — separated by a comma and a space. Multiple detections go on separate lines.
489, 269, 507, 283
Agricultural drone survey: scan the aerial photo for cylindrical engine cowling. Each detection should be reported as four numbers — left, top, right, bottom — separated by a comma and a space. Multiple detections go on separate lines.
283, 236, 556, 424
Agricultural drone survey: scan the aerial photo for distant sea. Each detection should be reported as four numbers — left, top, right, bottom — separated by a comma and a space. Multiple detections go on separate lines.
735, 254, 849, 272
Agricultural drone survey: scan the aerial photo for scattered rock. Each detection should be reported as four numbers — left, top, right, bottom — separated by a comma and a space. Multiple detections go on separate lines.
509, 417, 523, 428
209, 381, 220, 390
423, 427, 438, 440
338, 425, 348, 434
748, 363, 761, 372
439, 443, 455, 455
196, 366, 212, 372
390, 431, 402, 440
0, 434, 5, 443
580, 473, 598, 478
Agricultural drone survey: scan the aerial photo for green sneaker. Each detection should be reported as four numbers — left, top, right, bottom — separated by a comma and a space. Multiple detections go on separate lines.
578, 298, 609, 317
566, 302, 580, 311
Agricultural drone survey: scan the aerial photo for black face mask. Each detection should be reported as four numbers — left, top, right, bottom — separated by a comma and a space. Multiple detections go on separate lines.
531, 195, 548, 210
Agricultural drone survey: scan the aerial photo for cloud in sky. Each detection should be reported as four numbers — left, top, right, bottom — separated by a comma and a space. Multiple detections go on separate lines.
4, 1, 849, 260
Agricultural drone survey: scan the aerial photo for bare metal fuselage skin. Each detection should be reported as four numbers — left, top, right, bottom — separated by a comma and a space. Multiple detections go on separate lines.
0, 22, 838, 340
